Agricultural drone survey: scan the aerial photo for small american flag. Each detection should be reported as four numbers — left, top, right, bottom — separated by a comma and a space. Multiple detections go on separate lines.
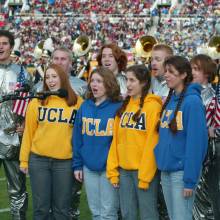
12, 66, 30, 117
206, 97, 220, 127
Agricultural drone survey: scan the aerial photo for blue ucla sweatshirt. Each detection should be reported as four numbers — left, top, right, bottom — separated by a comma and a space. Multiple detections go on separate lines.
154, 83, 208, 189
72, 99, 122, 171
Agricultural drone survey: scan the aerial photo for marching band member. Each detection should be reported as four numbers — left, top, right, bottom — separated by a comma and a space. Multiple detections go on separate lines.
0, 30, 30, 220
151, 44, 173, 101
190, 54, 216, 220
52, 47, 87, 98
33, 51, 50, 84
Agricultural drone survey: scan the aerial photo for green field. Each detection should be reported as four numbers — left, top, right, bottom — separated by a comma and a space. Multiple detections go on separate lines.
0, 167, 91, 220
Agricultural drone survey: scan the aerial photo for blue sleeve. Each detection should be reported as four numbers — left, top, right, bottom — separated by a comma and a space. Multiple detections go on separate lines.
72, 105, 83, 171
183, 98, 208, 189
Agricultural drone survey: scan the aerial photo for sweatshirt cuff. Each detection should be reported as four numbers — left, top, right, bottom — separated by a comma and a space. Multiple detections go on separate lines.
110, 176, 119, 185
138, 180, 149, 189
73, 166, 83, 171
20, 161, 28, 169
184, 182, 196, 189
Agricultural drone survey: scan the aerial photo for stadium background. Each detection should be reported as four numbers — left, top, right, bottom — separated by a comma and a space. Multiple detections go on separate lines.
0, 0, 220, 219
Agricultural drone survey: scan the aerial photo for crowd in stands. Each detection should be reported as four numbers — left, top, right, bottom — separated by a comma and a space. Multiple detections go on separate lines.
0, 0, 219, 67
178, 0, 220, 16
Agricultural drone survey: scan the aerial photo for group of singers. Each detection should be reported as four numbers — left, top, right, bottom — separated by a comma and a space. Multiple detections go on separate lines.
0, 29, 220, 220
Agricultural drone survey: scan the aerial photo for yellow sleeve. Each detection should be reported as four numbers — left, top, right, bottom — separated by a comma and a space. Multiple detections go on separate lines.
138, 101, 162, 189
106, 116, 120, 184
19, 99, 39, 168
77, 96, 83, 108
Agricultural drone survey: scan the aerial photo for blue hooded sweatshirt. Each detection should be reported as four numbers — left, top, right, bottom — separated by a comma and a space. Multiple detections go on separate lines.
154, 83, 208, 189
72, 99, 122, 171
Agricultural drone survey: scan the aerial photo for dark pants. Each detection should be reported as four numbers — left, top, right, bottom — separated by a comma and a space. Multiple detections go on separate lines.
207, 139, 220, 219
29, 153, 73, 220
0, 158, 28, 220
70, 177, 82, 220
157, 171, 169, 220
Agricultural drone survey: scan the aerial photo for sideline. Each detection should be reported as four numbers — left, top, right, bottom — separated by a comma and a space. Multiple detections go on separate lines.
0, 177, 6, 181
0, 208, 10, 213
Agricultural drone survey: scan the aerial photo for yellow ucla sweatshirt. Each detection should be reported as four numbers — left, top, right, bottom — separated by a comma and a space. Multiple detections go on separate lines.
20, 96, 83, 169
107, 94, 162, 189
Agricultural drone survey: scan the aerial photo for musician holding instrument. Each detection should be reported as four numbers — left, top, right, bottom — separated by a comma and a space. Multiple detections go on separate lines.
20, 64, 83, 220
0, 30, 30, 220
33, 52, 50, 84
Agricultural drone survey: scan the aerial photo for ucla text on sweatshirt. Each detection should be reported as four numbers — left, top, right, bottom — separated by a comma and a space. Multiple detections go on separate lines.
107, 94, 162, 189
154, 83, 208, 189
20, 96, 82, 168
72, 99, 122, 172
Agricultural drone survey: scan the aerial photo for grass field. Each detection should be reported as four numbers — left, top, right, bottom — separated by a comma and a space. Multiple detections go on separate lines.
0, 166, 91, 220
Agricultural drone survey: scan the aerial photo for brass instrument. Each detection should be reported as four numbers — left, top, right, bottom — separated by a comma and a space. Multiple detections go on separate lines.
33, 38, 54, 81
72, 35, 91, 57
135, 35, 157, 58
33, 38, 54, 59
33, 40, 45, 59
72, 35, 92, 78
197, 36, 220, 61
208, 35, 220, 53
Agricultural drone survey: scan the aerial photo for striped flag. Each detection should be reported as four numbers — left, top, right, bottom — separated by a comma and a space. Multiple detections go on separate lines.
12, 66, 30, 117
206, 97, 220, 128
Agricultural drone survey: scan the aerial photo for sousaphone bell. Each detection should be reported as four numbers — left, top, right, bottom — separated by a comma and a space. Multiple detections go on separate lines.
135, 35, 157, 58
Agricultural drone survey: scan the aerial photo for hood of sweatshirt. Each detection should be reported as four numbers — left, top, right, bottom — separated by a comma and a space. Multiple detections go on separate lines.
86, 98, 115, 109
172, 83, 202, 101
129, 94, 162, 106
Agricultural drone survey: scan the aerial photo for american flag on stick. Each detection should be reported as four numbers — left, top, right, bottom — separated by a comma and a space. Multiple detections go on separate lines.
12, 66, 30, 117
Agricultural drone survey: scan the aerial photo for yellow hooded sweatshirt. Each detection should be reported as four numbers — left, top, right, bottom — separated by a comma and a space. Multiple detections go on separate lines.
107, 94, 162, 189
20, 96, 82, 169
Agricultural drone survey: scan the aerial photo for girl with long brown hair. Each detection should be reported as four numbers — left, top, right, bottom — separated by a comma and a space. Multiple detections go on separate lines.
72, 67, 122, 220
107, 64, 162, 220
20, 64, 82, 220
154, 56, 208, 220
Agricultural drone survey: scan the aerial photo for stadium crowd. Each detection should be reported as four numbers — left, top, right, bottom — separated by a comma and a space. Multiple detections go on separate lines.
0, 0, 219, 68
1, 1, 220, 220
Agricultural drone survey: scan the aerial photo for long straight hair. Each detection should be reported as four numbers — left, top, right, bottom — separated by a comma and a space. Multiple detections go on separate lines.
158, 56, 193, 133
42, 64, 78, 106
116, 64, 151, 122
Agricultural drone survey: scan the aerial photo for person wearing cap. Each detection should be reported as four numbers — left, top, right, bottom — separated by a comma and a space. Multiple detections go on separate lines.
33, 49, 51, 85
10, 50, 21, 64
